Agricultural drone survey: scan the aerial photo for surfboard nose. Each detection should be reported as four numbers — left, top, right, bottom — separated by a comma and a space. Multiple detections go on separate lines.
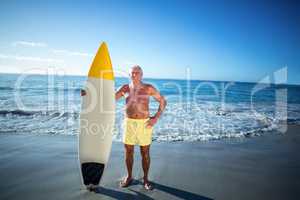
88, 42, 114, 80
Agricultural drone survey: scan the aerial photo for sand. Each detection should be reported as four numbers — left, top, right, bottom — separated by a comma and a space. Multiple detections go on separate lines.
0, 125, 299, 200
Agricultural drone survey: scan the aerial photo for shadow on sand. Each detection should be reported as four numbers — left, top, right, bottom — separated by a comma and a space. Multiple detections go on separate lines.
150, 181, 213, 200
93, 179, 213, 200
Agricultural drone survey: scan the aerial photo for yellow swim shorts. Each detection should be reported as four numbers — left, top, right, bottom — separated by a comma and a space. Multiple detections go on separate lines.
123, 118, 153, 146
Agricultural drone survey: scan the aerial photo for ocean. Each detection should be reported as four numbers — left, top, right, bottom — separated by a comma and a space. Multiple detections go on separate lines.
0, 73, 299, 142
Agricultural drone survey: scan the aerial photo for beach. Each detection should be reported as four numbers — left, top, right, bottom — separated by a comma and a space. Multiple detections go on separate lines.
1, 0, 300, 199
0, 125, 299, 200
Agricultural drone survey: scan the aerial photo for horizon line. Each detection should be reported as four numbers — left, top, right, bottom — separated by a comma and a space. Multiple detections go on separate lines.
0, 72, 299, 87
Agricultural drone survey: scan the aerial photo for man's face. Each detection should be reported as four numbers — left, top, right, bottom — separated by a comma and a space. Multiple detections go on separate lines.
130, 67, 143, 82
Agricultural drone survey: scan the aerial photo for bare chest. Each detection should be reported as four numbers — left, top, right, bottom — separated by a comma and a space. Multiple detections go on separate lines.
125, 87, 149, 104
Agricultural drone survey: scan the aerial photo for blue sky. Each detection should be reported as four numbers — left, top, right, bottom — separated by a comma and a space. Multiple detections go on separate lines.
0, 0, 299, 84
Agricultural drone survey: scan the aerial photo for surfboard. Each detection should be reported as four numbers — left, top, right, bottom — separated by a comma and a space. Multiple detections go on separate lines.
79, 42, 115, 189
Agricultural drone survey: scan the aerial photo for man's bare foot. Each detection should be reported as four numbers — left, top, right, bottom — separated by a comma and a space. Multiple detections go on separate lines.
143, 179, 153, 190
119, 176, 133, 188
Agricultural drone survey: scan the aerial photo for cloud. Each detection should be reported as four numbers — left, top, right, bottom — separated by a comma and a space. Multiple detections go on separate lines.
12, 41, 48, 47
52, 49, 93, 57
0, 54, 64, 63
0, 54, 10, 59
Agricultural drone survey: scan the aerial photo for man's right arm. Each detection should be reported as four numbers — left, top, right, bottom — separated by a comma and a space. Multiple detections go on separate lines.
80, 89, 86, 96
115, 84, 129, 101
81, 84, 128, 99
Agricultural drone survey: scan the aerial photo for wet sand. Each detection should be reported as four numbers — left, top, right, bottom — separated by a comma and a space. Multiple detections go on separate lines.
0, 125, 299, 200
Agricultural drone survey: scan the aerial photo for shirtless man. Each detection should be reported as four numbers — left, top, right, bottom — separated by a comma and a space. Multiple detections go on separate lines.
80, 65, 166, 189
115, 65, 166, 190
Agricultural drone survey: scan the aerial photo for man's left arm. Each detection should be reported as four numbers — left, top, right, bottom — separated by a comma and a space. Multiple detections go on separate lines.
146, 85, 167, 128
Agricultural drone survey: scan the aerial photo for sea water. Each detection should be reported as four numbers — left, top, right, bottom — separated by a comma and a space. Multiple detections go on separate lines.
0, 73, 299, 142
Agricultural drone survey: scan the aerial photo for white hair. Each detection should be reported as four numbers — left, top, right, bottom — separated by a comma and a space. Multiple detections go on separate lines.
130, 65, 143, 75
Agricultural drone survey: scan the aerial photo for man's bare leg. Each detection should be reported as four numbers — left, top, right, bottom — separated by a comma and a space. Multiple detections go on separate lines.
120, 144, 134, 187
140, 145, 153, 190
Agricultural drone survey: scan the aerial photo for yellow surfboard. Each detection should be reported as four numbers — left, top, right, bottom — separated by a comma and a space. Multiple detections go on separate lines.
79, 42, 115, 190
